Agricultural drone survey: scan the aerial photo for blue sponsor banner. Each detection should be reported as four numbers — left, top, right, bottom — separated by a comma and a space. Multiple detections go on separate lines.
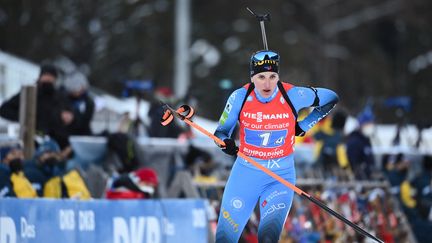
0, 198, 208, 243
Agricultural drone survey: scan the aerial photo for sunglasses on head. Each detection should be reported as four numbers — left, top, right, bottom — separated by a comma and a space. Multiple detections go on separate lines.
251, 51, 279, 62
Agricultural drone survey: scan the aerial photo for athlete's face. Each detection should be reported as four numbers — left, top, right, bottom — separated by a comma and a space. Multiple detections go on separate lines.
251, 72, 279, 98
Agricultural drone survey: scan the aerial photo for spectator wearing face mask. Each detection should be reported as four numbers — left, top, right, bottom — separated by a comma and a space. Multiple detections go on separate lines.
23, 139, 66, 196
0, 64, 75, 150
346, 106, 376, 180
0, 143, 37, 198
24, 138, 90, 199
62, 71, 95, 136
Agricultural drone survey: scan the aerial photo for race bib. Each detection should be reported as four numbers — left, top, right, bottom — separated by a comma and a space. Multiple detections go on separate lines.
244, 128, 287, 148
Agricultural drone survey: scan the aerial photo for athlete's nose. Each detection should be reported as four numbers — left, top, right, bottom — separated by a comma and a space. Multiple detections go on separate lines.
264, 79, 271, 89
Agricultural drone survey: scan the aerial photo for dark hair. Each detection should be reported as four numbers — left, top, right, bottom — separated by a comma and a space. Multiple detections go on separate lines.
422, 155, 432, 171
39, 64, 58, 78
332, 111, 347, 130
0, 143, 21, 162
394, 153, 405, 164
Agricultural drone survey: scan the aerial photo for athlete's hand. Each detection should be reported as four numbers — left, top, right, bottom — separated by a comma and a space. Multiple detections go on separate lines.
221, 138, 238, 156
295, 122, 306, 137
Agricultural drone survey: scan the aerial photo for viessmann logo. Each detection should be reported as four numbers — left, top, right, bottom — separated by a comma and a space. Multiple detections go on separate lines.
243, 112, 290, 122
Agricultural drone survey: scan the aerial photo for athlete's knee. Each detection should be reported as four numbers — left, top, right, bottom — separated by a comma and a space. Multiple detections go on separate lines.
257, 215, 285, 243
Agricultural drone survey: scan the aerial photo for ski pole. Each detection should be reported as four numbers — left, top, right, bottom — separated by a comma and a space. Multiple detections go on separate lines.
247, 7, 271, 50
160, 102, 384, 243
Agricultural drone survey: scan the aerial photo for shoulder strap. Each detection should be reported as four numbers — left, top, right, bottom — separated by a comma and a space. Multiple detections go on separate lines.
238, 83, 255, 117
238, 82, 298, 119
308, 86, 320, 106
277, 81, 298, 118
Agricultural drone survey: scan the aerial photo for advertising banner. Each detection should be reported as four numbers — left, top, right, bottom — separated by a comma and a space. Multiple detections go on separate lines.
0, 198, 208, 243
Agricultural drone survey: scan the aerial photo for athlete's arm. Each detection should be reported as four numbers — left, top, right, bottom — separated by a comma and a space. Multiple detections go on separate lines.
214, 88, 247, 141
288, 86, 339, 133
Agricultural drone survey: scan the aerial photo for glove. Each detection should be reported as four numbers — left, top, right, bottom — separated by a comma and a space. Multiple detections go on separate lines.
295, 122, 306, 137
221, 138, 238, 156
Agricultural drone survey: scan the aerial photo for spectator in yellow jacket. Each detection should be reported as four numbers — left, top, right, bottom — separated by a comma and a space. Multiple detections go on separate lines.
0, 143, 37, 198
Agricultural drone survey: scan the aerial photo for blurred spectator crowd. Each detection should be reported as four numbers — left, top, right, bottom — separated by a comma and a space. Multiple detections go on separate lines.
0, 64, 162, 201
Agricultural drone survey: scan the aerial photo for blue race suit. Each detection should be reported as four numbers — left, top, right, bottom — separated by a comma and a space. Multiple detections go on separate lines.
214, 81, 338, 242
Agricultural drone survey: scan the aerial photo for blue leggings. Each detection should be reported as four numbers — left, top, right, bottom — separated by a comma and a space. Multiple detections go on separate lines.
215, 156, 296, 243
